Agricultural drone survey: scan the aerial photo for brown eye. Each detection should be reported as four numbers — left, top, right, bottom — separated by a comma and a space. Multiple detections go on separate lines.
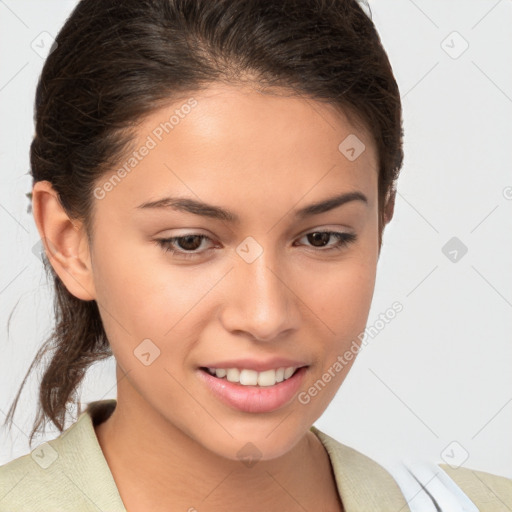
174, 235, 204, 251
299, 231, 357, 251
155, 234, 214, 259
307, 232, 331, 247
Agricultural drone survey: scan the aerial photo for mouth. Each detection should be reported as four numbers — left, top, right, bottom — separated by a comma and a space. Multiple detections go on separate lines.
199, 365, 305, 387
197, 365, 309, 413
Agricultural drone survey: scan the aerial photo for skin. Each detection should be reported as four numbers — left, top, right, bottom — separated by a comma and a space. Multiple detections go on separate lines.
32, 83, 394, 511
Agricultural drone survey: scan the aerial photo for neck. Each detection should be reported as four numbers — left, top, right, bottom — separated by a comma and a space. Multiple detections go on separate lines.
94, 387, 341, 511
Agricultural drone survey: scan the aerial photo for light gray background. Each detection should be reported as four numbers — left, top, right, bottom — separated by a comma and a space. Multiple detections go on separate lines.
1, 0, 511, 479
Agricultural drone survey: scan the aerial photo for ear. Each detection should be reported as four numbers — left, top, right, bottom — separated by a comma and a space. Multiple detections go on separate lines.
383, 188, 396, 225
31, 180, 96, 301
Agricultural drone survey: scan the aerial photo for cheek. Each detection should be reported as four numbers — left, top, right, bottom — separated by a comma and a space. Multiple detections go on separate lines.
298, 253, 377, 333
90, 237, 217, 353
293, 258, 377, 413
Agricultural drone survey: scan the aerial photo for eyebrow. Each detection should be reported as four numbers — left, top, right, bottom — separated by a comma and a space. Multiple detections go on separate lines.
135, 191, 368, 222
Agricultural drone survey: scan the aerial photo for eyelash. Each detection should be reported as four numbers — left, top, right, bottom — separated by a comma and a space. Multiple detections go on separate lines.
154, 231, 357, 260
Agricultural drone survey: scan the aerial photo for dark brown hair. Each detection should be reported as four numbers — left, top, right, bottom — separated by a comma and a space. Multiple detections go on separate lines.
5, 0, 403, 446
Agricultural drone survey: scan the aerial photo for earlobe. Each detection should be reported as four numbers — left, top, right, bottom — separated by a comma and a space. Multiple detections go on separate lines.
31, 180, 96, 301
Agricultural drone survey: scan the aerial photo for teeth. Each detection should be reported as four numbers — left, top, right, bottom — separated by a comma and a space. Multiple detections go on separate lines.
240, 369, 258, 386
284, 367, 295, 379
207, 366, 299, 386
226, 368, 240, 382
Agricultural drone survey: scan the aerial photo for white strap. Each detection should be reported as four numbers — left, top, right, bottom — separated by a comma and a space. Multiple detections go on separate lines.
388, 459, 479, 512
388, 462, 439, 512
434, 464, 481, 512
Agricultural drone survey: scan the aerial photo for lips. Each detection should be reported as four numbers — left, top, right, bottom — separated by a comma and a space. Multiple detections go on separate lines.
197, 365, 308, 413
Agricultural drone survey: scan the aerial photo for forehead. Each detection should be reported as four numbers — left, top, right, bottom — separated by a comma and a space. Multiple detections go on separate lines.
95, 83, 378, 217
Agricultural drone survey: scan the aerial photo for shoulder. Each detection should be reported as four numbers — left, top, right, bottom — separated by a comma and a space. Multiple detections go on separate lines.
439, 463, 512, 510
0, 399, 125, 511
310, 426, 512, 511
0, 429, 77, 507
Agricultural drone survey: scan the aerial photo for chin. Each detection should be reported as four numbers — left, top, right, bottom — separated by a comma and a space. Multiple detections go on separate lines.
196, 425, 307, 464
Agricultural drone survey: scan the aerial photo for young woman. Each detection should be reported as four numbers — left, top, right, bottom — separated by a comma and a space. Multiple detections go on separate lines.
1, 1, 511, 511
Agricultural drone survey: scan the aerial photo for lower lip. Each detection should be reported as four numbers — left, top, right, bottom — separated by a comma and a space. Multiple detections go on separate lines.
197, 367, 308, 413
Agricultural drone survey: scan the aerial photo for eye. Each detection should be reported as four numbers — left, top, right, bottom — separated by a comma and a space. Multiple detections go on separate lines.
296, 231, 357, 252
155, 230, 357, 260
155, 234, 215, 260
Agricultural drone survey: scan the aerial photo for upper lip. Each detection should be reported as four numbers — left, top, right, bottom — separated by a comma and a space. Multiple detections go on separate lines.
200, 357, 309, 372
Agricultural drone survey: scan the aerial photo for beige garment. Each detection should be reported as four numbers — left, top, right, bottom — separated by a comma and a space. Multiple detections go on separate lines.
440, 463, 512, 511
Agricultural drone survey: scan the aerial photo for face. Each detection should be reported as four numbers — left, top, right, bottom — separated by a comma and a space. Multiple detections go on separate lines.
84, 83, 381, 461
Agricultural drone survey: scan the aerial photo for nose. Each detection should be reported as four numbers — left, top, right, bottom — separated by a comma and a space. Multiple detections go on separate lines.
219, 251, 300, 342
